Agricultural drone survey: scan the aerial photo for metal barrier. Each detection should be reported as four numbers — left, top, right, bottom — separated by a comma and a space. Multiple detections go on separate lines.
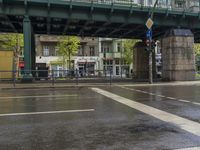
0, 69, 131, 87
61, 0, 200, 13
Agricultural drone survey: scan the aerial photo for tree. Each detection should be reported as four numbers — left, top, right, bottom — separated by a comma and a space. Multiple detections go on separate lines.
123, 39, 138, 65
194, 43, 200, 56
57, 36, 80, 70
0, 33, 24, 55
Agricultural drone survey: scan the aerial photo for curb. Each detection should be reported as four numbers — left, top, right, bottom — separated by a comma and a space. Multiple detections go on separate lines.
1, 81, 200, 90
0, 84, 112, 90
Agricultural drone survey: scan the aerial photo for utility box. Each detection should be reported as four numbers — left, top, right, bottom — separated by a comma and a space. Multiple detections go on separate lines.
0, 51, 14, 79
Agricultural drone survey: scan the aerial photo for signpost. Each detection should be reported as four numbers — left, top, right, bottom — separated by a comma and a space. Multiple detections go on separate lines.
146, 0, 159, 84
146, 29, 152, 40
146, 18, 154, 30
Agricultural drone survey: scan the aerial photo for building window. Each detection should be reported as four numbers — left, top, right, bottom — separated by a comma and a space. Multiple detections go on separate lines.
43, 46, 49, 56
50, 46, 56, 56
107, 66, 113, 74
90, 46, 95, 56
106, 47, 110, 53
175, 0, 185, 8
115, 59, 120, 65
138, 0, 144, 5
117, 43, 121, 52
102, 43, 110, 53
116, 66, 119, 75
148, 0, 152, 5
55, 48, 59, 56
106, 60, 113, 65
103, 60, 113, 65
79, 45, 84, 56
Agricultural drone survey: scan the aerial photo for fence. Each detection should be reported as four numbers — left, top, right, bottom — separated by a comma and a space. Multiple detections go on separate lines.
61, 0, 200, 13
0, 69, 132, 87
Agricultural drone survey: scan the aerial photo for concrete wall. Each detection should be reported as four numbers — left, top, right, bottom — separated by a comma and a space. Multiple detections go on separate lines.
0, 51, 13, 79
162, 32, 196, 81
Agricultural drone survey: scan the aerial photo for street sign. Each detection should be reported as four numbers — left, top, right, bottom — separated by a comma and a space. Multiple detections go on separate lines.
146, 29, 152, 40
146, 18, 154, 29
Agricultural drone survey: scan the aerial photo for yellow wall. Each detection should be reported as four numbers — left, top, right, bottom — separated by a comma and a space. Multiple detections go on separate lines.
0, 51, 13, 79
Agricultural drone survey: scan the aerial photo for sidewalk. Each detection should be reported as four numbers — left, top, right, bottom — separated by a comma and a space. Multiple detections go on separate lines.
1, 80, 200, 90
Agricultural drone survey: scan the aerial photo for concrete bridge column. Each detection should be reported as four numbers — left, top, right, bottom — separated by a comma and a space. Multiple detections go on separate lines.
133, 42, 156, 80
161, 29, 196, 81
23, 16, 35, 80
133, 42, 148, 79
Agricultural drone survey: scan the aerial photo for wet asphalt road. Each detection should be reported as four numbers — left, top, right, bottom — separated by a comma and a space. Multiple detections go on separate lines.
0, 85, 200, 150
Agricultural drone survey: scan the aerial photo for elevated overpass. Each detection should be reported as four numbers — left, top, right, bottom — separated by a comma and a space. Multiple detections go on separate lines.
1, 0, 200, 40
0, 0, 199, 81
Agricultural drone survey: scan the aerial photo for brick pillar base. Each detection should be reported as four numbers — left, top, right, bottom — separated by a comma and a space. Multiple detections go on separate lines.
162, 29, 196, 81
133, 42, 156, 79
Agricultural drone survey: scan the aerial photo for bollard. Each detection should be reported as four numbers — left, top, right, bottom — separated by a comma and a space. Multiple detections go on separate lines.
52, 70, 55, 86
76, 69, 79, 85
13, 70, 16, 88
109, 69, 112, 86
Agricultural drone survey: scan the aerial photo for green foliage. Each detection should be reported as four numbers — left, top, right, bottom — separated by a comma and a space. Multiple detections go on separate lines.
57, 36, 80, 69
0, 33, 24, 54
194, 43, 200, 56
123, 39, 138, 65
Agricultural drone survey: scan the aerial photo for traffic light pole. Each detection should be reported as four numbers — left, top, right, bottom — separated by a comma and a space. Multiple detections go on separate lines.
148, 0, 159, 84
149, 36, 153, 84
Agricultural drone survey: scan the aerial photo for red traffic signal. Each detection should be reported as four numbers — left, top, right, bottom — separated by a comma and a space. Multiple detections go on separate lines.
145, 39, 150, 47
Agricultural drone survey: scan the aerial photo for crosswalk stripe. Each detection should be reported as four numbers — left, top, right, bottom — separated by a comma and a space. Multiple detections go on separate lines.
92, 88, 200, 137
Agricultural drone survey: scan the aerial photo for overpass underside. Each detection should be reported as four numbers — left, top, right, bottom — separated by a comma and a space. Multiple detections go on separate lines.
0, 0, 199, 81
1, 0, 200, 40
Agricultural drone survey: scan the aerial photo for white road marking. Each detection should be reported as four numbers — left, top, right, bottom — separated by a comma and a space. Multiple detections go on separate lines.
178, 99, 190, 103
0, 94, 77, 99
174, 147, 200, 150
149, 93, 155, 95
92, 88, 200, 137
135, 90, 140, 92
157, 95, 166, 98
120, 86, 200, 106
0, 109, 95, 117
166, 97, 176, 100
192, 102, 200, 106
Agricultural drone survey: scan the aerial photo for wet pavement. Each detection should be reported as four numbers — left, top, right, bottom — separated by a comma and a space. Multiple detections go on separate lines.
0, 85, 200, 150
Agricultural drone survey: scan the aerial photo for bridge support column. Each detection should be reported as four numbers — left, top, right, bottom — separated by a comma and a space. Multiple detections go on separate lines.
133, 42, 156, 80
22, 16, 34, 81
162, 29, 196, 81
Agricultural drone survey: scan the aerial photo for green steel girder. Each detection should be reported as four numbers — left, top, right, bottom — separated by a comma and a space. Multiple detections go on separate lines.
0, 2, 197, 27
0, 0, 200, 40
23, 15, 32, 72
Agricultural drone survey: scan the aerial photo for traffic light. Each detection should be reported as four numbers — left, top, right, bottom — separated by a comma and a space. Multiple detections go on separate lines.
145, 39, 150, 52
145, 40, 157, 52
151, 40, 157, 49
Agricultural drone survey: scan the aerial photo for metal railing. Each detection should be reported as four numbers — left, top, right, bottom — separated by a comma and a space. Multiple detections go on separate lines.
0, 69, 132, 87
7, 0, 200, 13
60, 0, 200, 12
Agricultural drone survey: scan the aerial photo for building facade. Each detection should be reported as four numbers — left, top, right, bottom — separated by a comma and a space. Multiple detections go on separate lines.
35, 36, 131, 78
99, 38, 131, 77
35, 35, 99, 77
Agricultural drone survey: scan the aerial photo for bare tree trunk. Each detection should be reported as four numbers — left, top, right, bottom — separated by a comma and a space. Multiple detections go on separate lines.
62, 56, 64, 69
69, 52, 71, 70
